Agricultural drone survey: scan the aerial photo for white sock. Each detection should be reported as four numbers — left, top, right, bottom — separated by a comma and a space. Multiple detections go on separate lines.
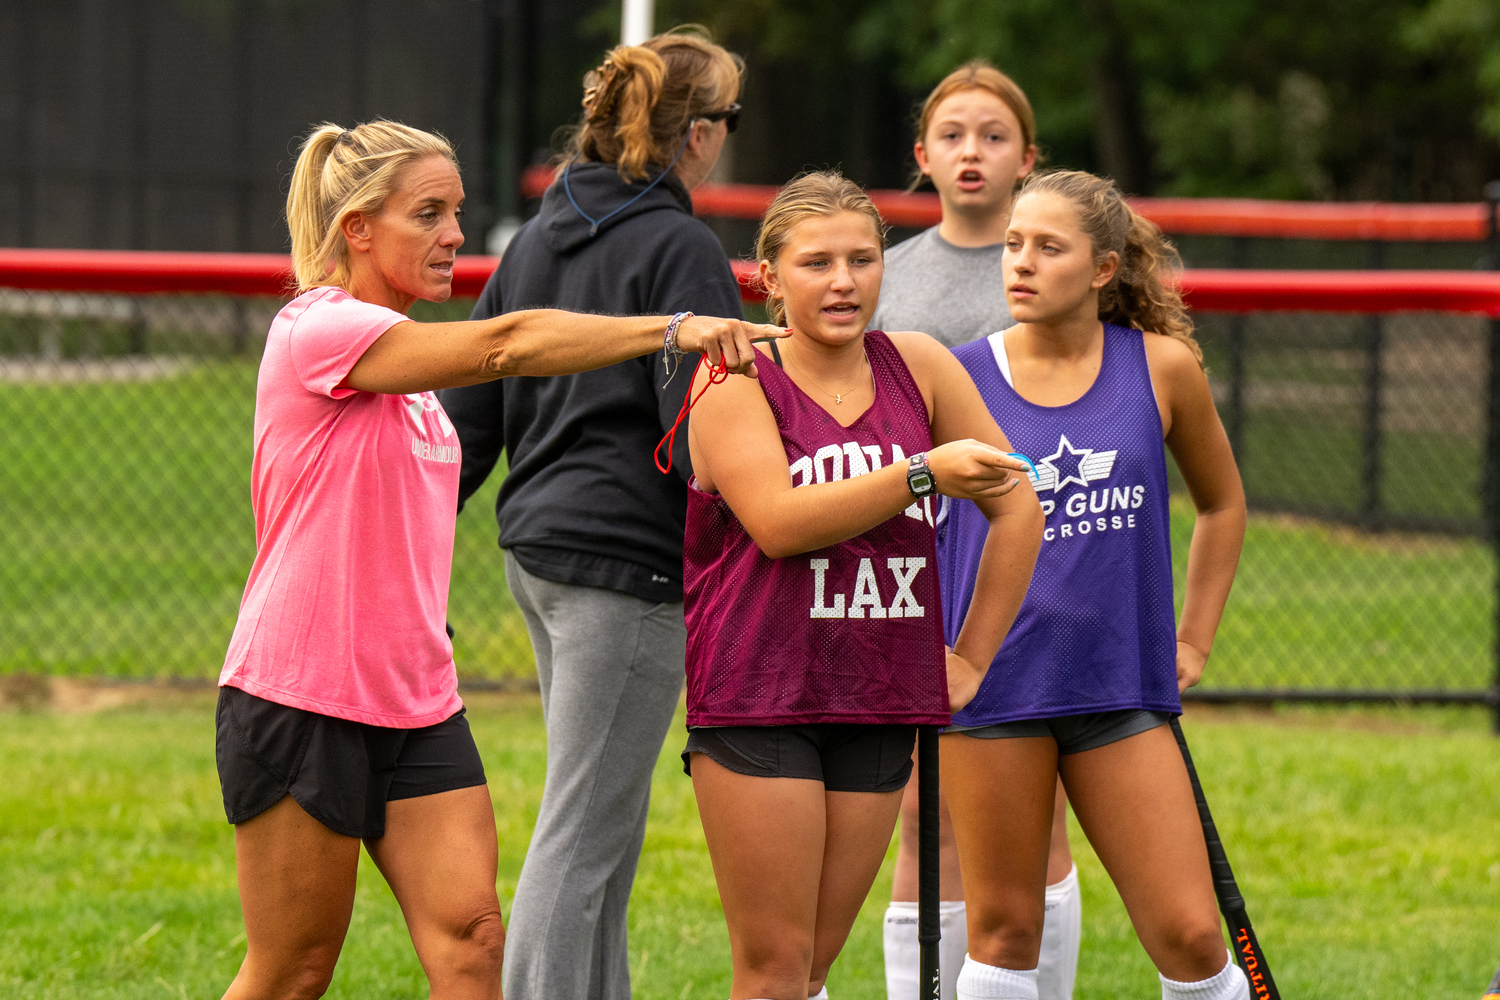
1160, 951, 1250, 1000
1037, 865, 1081, 1000
809, 989, 829, 999
883, 900, 968, 1000
884, 901, 919, 1000
956, 956, 1039, 1000
940, 901, 968, 1000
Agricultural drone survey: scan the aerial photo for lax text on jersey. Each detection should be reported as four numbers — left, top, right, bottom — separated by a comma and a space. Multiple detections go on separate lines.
808, 556, 926, 620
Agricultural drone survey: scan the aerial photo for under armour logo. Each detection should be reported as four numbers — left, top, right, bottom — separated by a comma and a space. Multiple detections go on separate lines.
404, 392, 455, 439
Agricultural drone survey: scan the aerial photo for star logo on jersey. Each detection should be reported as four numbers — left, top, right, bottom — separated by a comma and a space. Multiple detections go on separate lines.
1032, 434, 1117, 493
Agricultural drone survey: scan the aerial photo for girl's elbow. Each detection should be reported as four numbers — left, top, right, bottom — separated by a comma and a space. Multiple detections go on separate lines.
741, 521, 786, 559
1025, 495, 1045, 531
1196, 496, 1248, 522
749, 524, 813, 560
755, 538, 800, 561
999, 498, 1045, 554
994, 490, 1045, 536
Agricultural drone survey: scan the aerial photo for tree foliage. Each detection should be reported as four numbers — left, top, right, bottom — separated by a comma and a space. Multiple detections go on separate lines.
659, 0, 1500, 199
1406, 0, 1500, 143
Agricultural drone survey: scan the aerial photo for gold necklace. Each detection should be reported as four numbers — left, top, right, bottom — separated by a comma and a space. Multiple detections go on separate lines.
786, 341, 874, 404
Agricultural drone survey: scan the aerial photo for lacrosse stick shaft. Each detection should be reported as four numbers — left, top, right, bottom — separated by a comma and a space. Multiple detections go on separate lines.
918, 726, 941, 1000
1170, 717, 1280, 1000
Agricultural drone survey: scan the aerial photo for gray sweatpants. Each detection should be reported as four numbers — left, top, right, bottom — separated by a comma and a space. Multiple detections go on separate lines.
502, 553, 686, 1000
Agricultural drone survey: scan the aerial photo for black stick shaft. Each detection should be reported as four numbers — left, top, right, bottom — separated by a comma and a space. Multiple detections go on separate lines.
1484, 962, 1500, 998
918, 726, 941, 1000
1169, 718, 1281, 1000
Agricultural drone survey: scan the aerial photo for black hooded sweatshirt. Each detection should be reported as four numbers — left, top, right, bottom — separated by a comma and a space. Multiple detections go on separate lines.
437, 161, 743, 604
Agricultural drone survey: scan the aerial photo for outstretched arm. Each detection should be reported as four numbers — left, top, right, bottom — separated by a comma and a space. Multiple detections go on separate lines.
1147, 336, 1246, 691
343, 311, 787, 395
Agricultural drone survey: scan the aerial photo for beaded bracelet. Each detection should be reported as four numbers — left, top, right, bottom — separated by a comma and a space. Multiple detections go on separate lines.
662, 311, 694, 385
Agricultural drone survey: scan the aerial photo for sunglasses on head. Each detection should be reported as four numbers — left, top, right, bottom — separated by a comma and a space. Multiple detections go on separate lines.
698, 102, 741, 133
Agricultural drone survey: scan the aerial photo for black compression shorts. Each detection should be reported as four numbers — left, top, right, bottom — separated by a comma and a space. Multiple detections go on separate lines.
946, 708, 1172, 754
682, 723, 915, 793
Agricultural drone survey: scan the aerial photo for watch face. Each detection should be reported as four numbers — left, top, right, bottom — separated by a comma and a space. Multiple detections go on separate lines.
909, 469, 935, 495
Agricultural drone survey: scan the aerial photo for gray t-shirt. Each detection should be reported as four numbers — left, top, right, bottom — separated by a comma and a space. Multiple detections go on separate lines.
870, 227, 1015, 348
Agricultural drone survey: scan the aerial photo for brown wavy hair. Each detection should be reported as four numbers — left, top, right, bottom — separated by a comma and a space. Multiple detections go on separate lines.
1018, 169, 1200, 363
564, 26, 743, 181
754, 171, 888, 327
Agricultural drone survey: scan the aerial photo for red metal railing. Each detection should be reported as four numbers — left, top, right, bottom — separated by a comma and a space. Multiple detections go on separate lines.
0, 249, 497, 299
521, 164, 1491, 242
3, 248, 1500, 315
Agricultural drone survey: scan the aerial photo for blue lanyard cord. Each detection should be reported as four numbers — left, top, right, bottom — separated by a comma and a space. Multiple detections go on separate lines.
563, 125, 696, 237
1007, 452, 1039, 479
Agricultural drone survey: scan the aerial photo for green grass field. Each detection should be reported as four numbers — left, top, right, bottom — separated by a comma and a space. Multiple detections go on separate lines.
4, 319, 1499, 998
2, 356, 1493, 691
1, 693, 1498, 999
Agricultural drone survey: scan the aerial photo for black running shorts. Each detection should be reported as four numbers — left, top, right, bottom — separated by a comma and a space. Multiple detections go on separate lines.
215, 685, 486, 838
681, 723, 916, 793
946, 708, 1172, 755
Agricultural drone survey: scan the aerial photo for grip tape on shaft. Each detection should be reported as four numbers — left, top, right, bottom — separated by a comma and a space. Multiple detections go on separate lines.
917, 727, 941, 999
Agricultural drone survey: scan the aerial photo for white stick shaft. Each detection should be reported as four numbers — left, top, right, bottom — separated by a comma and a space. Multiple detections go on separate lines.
622, 0, 654, 45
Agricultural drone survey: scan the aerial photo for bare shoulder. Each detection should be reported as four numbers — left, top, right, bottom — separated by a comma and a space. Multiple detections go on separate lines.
1141, 330, 1207, 387
882, 328, 944, 351
882, 329, 953, 371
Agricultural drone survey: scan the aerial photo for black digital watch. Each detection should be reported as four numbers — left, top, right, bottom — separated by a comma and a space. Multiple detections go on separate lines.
906, 452, 937, 498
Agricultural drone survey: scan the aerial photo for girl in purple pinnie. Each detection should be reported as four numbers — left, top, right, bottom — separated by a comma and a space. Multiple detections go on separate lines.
680, 171, 1044, 1000
937, 170, 1249, 1000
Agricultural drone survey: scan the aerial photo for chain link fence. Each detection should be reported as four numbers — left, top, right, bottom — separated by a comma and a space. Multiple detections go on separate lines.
0, 288, 535, 685
1, 286, 1496, 708
1188, 311, 1494, 704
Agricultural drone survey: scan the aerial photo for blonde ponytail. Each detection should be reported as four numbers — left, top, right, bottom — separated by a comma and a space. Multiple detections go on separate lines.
1018, 169, 1199, 364
285, 120, 457, 292
567, 26, 743, 182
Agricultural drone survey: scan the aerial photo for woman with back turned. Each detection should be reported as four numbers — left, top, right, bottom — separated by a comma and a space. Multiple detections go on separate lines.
214, 119, 775, 1000
438, 26, 748, 1000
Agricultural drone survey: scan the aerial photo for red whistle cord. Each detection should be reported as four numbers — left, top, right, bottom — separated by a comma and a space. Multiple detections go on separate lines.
655, 354, 730, 475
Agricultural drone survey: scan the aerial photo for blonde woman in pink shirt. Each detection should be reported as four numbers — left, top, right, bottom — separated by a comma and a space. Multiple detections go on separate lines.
214, 120, 780, 1000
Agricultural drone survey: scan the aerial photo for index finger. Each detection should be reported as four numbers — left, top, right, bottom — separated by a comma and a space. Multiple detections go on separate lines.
976, 450, 1033, 475
751, 325, 793, 343
1002, 452, 1037, 478
966, 443, 1025, 467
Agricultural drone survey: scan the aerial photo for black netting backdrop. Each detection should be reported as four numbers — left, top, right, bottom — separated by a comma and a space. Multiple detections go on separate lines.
0, 291, 1495, 700
0, 0, 490, 253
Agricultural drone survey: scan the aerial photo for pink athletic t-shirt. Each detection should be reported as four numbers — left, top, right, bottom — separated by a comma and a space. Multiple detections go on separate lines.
220, 286, 465, 728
